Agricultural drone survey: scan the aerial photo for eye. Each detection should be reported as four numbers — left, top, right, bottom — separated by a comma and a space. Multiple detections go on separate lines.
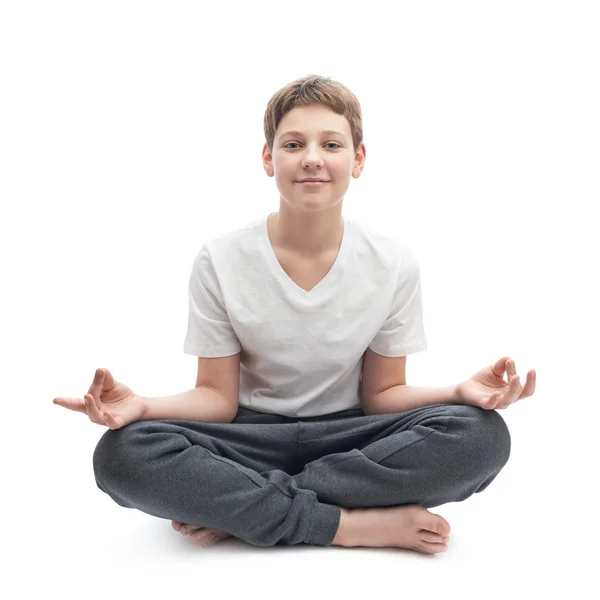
284, 142, 341, 149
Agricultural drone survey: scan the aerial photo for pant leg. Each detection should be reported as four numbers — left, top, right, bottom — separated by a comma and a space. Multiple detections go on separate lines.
92, 406, 341, 547
292, 404, 511, 509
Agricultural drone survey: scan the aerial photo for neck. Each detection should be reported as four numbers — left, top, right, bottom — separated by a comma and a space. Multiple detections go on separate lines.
268, 209, 344, 258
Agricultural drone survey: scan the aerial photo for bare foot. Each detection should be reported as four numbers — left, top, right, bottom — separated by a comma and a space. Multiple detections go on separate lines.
332, 505, 451, 554
172, 520, 233, 548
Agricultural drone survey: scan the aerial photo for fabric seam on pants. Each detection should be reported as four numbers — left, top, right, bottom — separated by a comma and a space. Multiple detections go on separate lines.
375, 416, 451, 465
306, 425, 442, 475
198, 445, 296, 499
295, 422, 301, 464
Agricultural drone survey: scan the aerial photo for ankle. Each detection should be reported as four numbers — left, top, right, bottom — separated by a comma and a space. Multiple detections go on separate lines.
331, 508, 356, 547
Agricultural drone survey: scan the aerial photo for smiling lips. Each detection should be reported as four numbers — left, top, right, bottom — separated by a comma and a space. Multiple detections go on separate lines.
299, 181, 328, 188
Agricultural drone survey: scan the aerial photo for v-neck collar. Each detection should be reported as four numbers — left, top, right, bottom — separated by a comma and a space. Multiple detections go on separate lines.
260, 212, 351, 300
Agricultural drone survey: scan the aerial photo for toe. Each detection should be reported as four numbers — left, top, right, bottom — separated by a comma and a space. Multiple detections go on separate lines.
416, 511, 450, 537
418, 540, 448, 554
429, 513, 451, 536
190, 530, 215, 547
420, 530, 449, 544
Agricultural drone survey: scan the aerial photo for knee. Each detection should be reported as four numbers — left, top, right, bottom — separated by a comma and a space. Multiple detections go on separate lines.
92, 421, 148, 491
446, 404, 511, 472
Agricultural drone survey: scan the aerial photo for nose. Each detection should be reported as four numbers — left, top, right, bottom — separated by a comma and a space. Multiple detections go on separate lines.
301, 149, 325, 169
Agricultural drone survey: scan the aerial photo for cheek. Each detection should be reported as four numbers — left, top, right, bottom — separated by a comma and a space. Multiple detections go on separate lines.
280, 156, 297, 167
275, 160, 299, 179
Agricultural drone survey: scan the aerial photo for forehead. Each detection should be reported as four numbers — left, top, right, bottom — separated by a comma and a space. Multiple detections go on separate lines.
276, 105, 350, 138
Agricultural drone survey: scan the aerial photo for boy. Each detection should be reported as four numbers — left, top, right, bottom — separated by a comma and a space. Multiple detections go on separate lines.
54, 74, 536, 554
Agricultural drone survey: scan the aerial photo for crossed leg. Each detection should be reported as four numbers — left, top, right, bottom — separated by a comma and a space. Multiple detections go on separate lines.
170, 404, 509, 553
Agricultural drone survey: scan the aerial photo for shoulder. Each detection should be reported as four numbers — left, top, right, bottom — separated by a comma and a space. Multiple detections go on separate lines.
193, 214, 266, 268
350, 216, 418, 272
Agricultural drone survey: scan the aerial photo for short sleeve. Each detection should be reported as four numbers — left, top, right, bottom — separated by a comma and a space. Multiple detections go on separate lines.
367, 244, 427, 357
183, 244, 241, 357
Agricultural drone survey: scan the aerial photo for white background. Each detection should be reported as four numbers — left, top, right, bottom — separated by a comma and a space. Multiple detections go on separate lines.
2, 1, 598, 598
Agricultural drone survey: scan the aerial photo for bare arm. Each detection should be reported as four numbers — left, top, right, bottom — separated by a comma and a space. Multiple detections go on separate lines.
364, 384, 459, 415
140, 386, 236, 423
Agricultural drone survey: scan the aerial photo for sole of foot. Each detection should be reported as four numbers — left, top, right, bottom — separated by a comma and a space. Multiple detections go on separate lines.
172, 520, 232, 548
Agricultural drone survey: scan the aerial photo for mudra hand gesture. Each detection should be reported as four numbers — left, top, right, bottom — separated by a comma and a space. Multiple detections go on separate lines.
53, 368, 146, 429
454, 356, 536, 410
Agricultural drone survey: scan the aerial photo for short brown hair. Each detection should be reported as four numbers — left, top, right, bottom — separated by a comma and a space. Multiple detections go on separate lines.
263, 74, 363, 154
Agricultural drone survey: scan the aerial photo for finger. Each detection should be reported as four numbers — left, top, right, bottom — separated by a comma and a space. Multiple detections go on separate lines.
53, 396, 87, 415
91, 391, 102, 412
507, 375, 523, 405
103, 411, 123, 430
87, 369, 106, 406
479, 392, 499, 409
505, 358, 517, 383
492, 356, 511, 378
84, 393, 106, 424
496, 376, 523, 408
518, 370, 536, 399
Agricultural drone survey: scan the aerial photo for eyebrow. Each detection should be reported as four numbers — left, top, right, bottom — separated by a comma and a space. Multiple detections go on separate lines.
280, 129, 347, 139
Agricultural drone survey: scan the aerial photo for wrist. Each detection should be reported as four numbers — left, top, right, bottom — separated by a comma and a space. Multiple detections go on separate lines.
137, 395, 152, 420
451, 384, 463, 404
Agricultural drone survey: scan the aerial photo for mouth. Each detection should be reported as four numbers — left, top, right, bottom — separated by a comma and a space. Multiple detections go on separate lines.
297, 180, 330, 185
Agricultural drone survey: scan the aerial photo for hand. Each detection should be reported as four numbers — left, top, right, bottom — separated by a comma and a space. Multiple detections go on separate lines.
454, 356, 536, 410
53, 368, 147, 429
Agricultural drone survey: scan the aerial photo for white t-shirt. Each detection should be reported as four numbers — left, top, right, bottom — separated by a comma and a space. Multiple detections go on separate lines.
183, 212, 427, 418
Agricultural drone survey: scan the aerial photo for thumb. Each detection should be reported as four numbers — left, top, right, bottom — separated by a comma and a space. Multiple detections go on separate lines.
492, 356, 510, 378
99, 368, 116, 389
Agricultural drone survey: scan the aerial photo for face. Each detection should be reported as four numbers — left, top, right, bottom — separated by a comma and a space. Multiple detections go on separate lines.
262, 104, 366, 211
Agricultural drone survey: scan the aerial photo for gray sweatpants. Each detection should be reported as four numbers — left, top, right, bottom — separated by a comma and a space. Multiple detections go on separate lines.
92, 403, 510, 547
